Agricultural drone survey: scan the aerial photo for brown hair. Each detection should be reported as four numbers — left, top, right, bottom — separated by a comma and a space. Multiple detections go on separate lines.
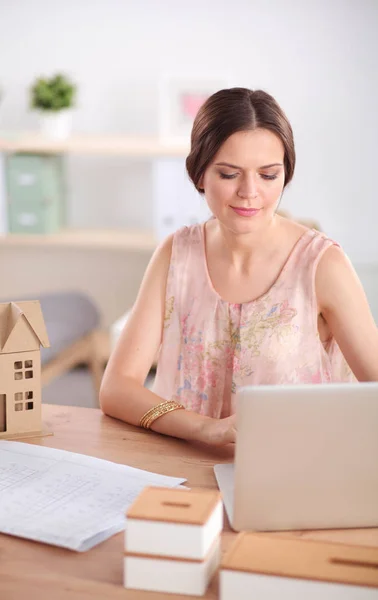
186, 87, 295, 192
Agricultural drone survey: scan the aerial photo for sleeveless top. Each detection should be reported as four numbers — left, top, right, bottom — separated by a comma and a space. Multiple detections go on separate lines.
152, 222, 355, 418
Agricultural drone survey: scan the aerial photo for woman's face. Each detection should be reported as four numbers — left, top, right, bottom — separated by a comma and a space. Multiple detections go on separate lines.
201, 128, 285, 234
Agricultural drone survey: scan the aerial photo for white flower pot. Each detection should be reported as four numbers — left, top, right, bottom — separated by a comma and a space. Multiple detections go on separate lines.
38, 110, 73, 140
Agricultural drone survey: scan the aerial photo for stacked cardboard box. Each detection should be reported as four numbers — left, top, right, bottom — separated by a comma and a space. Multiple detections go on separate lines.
221, 533, 378, 599
124, 486, 223, 596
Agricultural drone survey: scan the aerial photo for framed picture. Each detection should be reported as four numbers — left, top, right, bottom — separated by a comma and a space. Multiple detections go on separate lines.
158, 76, 228, 144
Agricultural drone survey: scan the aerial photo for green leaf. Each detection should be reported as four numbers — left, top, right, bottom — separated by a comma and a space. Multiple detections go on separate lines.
30, 73, 76, 111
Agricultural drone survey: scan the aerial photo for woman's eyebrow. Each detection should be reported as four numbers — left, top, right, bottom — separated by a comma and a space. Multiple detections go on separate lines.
215, 162, 283, 169
260, 163, 283, 169
215, 162, 241, 169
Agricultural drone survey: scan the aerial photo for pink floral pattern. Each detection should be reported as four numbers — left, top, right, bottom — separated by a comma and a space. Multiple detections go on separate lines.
153, 223, 356, 418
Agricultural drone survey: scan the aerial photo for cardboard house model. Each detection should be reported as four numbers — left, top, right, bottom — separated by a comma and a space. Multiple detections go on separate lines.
0, 300, 50, 439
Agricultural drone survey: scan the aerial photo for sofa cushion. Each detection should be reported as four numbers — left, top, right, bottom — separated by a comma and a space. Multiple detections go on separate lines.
39, 292, 100, 365
0, 292, 100, 365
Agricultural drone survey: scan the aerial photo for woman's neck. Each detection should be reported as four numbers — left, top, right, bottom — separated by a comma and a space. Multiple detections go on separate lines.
210, 215, 283, 272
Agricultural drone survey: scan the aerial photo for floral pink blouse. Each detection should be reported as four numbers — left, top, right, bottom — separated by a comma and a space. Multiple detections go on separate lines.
152, 222, 355, 418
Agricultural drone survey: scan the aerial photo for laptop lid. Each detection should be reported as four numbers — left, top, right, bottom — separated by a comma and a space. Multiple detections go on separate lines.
227, 383, 378, 532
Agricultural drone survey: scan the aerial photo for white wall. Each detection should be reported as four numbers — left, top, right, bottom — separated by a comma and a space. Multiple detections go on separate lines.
0, 0, 377, 264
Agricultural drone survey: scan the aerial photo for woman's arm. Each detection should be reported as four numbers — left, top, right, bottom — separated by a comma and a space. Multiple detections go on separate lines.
316, 245, 378, 381
99, 235, 236, 446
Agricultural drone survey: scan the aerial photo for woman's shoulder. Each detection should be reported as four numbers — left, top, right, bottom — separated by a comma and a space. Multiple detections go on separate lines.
277, 213, 313, 238
167, 222, 204, 250
276, 215, 345, 276
278, 213, 337, 249
277, 215, 316, 253
154, 222, 204, 269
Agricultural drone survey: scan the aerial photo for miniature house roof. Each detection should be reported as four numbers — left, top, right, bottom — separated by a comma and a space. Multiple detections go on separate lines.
0, 300, 50, 354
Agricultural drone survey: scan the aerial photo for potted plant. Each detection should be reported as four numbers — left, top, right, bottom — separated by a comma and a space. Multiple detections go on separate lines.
30, 73, 76, 139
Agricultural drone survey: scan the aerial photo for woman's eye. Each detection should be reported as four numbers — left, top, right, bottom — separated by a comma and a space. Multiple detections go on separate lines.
220, 172, 238, 179
260, 173, 278, 180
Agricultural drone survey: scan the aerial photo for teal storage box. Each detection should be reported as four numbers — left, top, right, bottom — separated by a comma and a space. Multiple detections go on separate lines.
6, 154, 66, 234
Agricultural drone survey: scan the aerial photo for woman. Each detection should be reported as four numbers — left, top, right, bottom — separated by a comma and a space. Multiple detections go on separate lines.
100, 88, 378, 446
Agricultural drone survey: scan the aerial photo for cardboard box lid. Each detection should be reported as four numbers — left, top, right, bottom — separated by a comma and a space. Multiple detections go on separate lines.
222, 533, 378, 589
0, 301, 50, 353
127, 487, 221, 525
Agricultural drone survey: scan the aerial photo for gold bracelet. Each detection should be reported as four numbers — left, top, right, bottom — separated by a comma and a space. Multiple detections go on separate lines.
140, 400, 184, 429
139, 400, 176, 428
139, 400, 185, 430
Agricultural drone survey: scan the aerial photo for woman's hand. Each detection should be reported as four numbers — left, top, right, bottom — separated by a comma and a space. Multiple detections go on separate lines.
199, 414, 236, 446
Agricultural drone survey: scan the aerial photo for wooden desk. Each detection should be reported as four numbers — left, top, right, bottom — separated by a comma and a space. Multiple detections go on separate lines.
1, 404, 377, 600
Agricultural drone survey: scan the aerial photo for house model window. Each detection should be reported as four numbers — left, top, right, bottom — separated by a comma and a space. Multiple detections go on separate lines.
0, 300, 49, 438
14, 388, 34, 412
14, 359, 34, 381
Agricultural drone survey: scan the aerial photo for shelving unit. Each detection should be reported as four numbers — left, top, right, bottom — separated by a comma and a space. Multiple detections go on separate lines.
0, 132, 196, 326
0, 133, 189, 157
0, 132, 193, 243
0, 228, 157, 251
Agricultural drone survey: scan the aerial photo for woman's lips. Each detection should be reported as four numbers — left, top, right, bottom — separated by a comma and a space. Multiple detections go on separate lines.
230, 206, 260, 217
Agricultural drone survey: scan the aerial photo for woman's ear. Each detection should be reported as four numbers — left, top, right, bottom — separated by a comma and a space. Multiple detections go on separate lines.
198, 175, 205, 193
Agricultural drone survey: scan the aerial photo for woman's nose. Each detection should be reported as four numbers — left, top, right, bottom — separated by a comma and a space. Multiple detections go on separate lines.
237, 176, 259, 199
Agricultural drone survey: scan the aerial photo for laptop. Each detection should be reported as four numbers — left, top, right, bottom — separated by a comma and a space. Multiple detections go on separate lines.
214, 383, 378, 532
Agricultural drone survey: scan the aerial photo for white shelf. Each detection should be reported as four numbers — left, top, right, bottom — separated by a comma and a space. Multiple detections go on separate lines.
0, 133, 189, 157
0, 228, 157, 251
